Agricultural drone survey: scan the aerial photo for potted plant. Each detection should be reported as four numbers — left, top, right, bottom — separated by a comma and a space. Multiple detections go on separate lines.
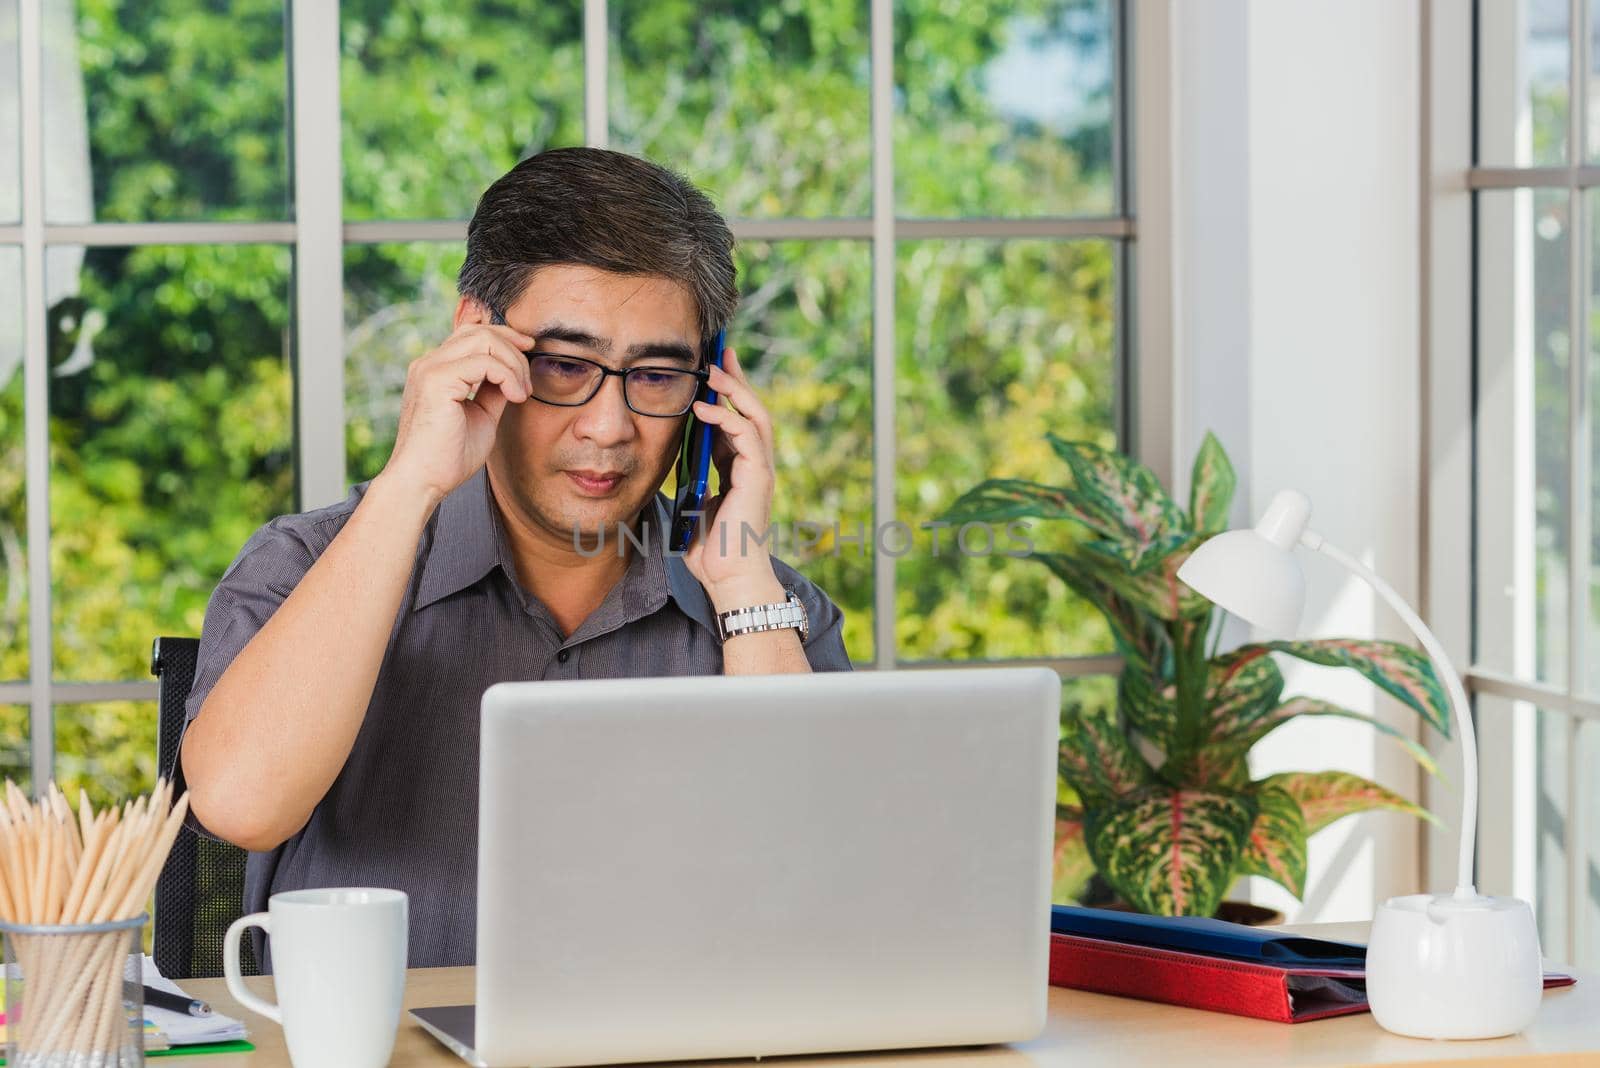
943, 433, 1447, 917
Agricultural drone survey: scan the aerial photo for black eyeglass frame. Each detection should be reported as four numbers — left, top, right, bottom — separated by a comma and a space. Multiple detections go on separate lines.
524, 350, 708, 418
489, 306, 708, 418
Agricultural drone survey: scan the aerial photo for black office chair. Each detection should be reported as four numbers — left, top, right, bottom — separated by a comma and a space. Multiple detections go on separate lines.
151, 636, 260, 979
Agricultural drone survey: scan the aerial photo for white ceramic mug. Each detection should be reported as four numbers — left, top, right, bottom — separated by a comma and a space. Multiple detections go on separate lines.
224, 887, 409, 1068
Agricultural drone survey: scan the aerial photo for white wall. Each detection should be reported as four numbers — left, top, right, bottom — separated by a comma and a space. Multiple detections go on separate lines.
1170, 0, 1426, 921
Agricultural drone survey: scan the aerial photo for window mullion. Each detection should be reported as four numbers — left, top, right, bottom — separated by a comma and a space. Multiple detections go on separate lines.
870, 0, 895, 669
289, 0, 347, 510
1567, 713, 1588, 959
1565, 0, 1590, 967
1129, 0, 1174, 487
585, 0, 607, 148
19, 0, 53, 793
1423, 0, 1479, 896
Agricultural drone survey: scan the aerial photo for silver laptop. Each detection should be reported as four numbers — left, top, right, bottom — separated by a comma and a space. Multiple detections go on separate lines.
412, 667, 1059, 1068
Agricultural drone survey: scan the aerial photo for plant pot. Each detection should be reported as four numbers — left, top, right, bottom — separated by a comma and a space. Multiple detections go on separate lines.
1213, 900, 1285, 927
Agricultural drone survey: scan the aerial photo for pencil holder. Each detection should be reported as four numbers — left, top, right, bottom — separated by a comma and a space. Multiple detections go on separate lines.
1, 914, 146, 1068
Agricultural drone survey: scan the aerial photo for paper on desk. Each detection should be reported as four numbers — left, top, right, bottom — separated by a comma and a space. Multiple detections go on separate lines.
140, 955, 249, 1046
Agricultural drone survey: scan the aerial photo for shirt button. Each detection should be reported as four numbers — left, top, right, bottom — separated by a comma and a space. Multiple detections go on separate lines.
557, 649, 570, 664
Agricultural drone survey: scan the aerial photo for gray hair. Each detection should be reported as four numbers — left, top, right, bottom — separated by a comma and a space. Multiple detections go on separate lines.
457, 147, 737, 351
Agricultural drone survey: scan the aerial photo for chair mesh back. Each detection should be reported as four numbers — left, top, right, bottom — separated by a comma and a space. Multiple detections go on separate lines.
151, 636, 259, 979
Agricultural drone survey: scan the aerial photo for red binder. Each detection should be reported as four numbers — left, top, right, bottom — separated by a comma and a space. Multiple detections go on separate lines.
1049, 932, 1577, 1024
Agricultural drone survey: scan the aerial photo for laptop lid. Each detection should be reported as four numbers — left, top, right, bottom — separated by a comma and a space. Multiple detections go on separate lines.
474, 668, 1058, 1068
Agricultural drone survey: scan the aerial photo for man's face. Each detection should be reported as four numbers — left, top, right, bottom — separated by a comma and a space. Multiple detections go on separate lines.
470, 264, 701, 544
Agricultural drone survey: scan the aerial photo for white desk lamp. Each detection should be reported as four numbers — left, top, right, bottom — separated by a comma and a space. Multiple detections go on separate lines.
1177, 490, 1543, 1040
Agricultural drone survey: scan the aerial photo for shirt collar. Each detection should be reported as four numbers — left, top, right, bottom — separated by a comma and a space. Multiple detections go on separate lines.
411, 471, 719, 638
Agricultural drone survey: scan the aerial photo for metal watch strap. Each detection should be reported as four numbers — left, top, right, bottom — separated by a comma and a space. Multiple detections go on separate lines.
715, 589, 809, 644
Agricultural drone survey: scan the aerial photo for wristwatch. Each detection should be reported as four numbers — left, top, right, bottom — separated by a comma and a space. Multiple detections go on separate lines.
715, 589, 810, 644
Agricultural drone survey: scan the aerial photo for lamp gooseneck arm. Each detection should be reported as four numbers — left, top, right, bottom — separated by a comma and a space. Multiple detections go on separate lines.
1301, 530, 1478, 899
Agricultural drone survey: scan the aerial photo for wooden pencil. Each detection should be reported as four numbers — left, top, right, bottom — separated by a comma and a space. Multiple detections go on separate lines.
0, 778, 191, 1061
0, 813, 16, 922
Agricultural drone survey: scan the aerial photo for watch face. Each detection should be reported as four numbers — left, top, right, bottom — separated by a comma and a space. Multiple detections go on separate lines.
788, 589, 810, 643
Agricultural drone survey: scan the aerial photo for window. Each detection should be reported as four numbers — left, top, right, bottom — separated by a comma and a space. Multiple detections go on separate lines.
1460, 0, 1600, 969
8, 1, 1150, 808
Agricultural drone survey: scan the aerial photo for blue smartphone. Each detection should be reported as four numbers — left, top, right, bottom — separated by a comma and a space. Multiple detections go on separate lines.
668, 328, 727, 552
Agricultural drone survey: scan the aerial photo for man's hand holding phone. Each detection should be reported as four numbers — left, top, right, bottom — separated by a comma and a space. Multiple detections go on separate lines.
377, 321, 535, 506
680, 345, 788, 612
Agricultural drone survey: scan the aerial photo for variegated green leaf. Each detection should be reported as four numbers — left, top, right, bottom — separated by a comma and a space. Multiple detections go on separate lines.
1053, 808, 1096, 904
1248, 639, 1451, 738
1203, 648, 1286, 743
1036, 553, 1169, 671
1035, 542, 1210, 632
1119, 668, 1179, 741
941, 478, 1089, 526
1265, 770, 1436, 835
1225, 697, 1441, 776
1058, 712, 1154, 806
1045, 435, 1191, 571
1235, 785, 1308, 898
1084, 787, 1258, 916
1188, 431, 1237, 536
1095, 545, 1214, 621
1162, 648, 1286, 785
1079, 530, 1197, 576
1186, 745, 1251, 790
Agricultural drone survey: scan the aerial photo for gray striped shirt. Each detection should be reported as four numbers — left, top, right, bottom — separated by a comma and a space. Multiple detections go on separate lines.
181, 469, 850, 968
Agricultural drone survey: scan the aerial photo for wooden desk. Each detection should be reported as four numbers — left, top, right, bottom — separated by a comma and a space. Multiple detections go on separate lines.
178, 940, 1599, 1068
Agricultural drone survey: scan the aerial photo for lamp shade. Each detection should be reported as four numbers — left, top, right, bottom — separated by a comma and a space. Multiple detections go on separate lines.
1177, 530, 1306, 634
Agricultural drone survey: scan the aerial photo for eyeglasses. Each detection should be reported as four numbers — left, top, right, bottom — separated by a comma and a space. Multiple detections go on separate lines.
489, 307, 706, 418
525, 351, 707, 417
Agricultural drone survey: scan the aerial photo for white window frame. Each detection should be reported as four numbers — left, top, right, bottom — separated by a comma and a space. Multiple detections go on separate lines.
4, 0, 1174, 787
1425, 0, 1597, 967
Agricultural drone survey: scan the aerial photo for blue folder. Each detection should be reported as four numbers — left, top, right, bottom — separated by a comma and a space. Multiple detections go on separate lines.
1050, 905, 1367, 969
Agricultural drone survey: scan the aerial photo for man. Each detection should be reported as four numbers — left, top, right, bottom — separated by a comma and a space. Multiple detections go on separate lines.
179, 148, 851, 969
